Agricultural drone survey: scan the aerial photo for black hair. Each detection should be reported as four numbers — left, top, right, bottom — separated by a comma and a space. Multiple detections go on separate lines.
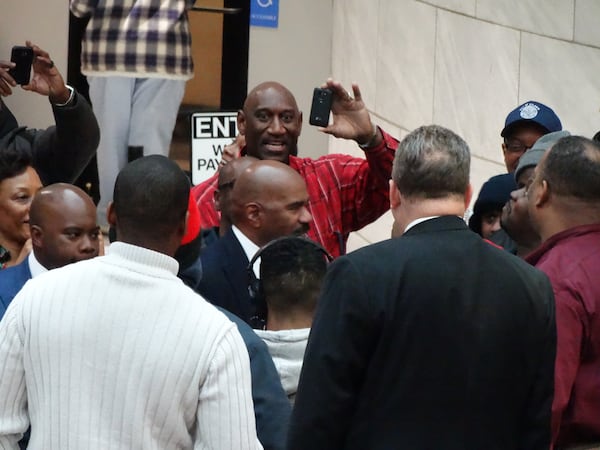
0, 145, 33, 183
113, 155, 190, 240
259, 237, 328, 315
540, 136, 600, 202
392, 125, 470, 199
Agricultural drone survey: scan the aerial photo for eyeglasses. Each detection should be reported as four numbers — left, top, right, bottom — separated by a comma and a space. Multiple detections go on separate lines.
504, 140, 533, 154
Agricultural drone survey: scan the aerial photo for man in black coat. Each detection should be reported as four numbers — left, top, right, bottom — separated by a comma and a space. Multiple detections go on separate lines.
288, 124, 556, 450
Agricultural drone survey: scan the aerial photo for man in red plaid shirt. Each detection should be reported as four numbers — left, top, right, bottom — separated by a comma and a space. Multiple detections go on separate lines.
192, 78, 398, 258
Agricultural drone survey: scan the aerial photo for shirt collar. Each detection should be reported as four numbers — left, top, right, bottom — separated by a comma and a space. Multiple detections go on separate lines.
231, 225, 261, 277
525, 223, 600, 266
29, 251, 48, 278
403, 216, 440, 234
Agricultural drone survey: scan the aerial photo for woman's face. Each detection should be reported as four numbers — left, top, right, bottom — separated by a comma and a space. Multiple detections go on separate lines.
0, 166, 42, 246
480, 208, 502, 240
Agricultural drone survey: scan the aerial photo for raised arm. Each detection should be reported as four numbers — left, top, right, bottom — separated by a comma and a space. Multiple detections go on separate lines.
5, 42, 99, 185
28, 89, 99, 185
318, 79, 398, 233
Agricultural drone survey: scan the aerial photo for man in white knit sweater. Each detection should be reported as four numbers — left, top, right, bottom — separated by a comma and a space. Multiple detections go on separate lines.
0, 155, 262, 449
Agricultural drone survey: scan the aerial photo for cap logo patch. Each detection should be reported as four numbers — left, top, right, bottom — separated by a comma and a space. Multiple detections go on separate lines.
519, 103, 540, 119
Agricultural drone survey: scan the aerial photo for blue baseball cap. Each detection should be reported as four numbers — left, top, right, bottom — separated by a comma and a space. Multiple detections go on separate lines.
501, 101, 562, 137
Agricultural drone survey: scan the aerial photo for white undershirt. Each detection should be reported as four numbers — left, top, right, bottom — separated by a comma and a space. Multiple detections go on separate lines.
403, 216, 441, 234
28, 252, 48, 278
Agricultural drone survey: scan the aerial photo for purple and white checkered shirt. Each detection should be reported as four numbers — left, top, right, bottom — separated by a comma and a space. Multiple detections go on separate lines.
70, 0, 195, 79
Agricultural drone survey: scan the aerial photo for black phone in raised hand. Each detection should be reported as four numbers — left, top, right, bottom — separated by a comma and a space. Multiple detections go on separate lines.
8, 46, 34, 85
309, 87, 333, 127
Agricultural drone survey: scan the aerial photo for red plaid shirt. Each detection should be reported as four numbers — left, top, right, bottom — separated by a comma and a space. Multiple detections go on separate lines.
191, 129, 398, 258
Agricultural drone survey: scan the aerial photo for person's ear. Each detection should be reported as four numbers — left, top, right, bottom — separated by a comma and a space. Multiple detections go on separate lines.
389, 179, 401, 209
107, 201, 117, 227
214, 190, 221, 211
178, 211, 189, 240
464, 183, 474, 209
297, 110, 303, 134
501, 142, 510, 169
246, 203, 261, 228
237, 109, 246, 135
30, 225, 43, 247
533, 179, 550, 208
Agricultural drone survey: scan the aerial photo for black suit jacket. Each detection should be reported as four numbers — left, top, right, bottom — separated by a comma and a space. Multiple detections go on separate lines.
288, 216, 556, 450
196, 229, 256, 324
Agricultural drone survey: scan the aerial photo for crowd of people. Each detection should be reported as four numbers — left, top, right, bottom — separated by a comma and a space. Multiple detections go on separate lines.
0, 19, 599, 450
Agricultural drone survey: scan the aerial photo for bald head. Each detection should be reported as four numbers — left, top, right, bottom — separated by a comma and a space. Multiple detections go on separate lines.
29, 183, 99, 270
232, 160, 305, 207
243, 82, 299, 112
218, 156, 258, 190
238, 81, 303, 163
215, 156, 258, 235
230, 160, 312, 246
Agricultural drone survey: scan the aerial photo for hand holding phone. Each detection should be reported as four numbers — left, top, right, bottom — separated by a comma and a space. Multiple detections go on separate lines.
309, 87, 333, 127
8, 46, 34, 85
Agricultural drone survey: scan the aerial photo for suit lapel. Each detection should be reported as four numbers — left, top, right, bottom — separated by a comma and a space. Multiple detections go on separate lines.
219, 231, 253, 317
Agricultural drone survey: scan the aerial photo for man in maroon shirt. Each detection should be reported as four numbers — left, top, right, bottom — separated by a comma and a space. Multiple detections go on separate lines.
526, 135, 600, 448
192, 79, 397, 257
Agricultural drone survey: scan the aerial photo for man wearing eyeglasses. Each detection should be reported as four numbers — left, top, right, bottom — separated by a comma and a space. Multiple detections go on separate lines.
488, 100, 563, 251
501, 101, 562, 173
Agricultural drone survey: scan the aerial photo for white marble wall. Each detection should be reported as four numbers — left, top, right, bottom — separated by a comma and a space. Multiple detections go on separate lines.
334, 0, 600, 251
249, 0, 334, 160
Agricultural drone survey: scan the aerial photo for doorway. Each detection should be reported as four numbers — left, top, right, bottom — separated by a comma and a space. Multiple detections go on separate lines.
171, 0, 250, 173
67, 0, 250, 200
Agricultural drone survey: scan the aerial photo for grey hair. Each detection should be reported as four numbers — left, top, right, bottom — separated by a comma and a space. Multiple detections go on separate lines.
392, 125, 470, 199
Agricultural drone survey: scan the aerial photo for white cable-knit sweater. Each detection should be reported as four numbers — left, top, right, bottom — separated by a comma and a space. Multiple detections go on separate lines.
0, 242, 262, 450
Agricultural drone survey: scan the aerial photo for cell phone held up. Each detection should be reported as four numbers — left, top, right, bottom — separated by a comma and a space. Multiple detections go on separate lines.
309, 87, 333, 127
8, 46, 34, 85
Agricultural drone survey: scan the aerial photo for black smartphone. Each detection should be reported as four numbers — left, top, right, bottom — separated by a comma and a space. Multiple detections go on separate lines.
8, 46, 34, 85
309, 87, 333, 127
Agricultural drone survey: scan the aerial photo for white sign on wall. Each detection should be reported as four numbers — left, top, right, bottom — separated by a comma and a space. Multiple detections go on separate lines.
190, 112, 239, 185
